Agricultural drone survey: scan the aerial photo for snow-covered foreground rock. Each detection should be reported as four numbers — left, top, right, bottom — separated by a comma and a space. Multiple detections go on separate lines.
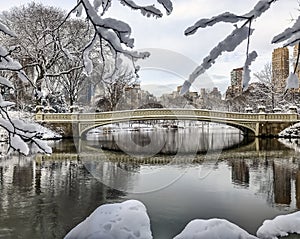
174, 218, 258, 239
65, 199, 300, 239
256, 211, 300, 239
64, 200, 152, 239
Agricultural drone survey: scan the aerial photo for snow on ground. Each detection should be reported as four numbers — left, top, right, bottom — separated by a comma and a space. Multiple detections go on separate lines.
278, 138, 300, 153
279, 123, 300, 138
64, 200, 152, 239
256, 211, 300, 239
173, 218, 258, 239
32, 121, 61, 139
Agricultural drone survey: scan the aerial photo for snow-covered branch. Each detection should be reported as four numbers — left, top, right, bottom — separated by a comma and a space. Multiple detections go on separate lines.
272, 15, 300, 46
157, 0, 173, 15
119, 0, 173, 17
243, 51, 258, 90
60, 0, 172, 76
184, 12, 248, 36
181, 26, 253, 95
119, 0, 163, 18
80, 0, 150, 61
181, 0, 278, 95
45, 65, 84, 78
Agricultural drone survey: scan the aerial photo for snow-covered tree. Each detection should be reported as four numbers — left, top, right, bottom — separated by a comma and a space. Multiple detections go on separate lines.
95, 63, 136, 111
0, 21, 52, 155
54, 58, 86, 108
254, 63, 278, 109
1, 3, 92, 105
1, 3, 63, 98
45, 19, 93, 108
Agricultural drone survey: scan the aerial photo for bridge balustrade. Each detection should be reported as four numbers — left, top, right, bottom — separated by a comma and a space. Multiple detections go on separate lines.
265, 114, 298, 121
35, 109, 300, 137
36, 109, 298, 123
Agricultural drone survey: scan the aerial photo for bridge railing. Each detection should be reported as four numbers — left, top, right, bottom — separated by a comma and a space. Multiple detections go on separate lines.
35, 108, 299, 122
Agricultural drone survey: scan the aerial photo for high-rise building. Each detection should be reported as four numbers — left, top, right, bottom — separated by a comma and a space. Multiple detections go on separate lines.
230, 67, 243, 88
293, 44, 300, 79
293, 44, 300, 92
292, 45, 300, 92
225, 67, 243, 99
272, 47, 289, 92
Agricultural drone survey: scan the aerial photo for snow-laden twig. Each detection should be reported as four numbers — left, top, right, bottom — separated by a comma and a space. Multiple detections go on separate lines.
181, 26, 253, 95
272, 15, 300, 46
157, 0, 173, 15
243, 51, 258, 90
185, 12, 248, 36
80, 0, 150, 59
181, 0, 278, 95
57, 0, 172, 82
119, 0, 163, 18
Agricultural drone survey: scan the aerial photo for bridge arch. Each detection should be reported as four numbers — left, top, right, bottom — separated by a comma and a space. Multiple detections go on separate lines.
79, 117, 256, 138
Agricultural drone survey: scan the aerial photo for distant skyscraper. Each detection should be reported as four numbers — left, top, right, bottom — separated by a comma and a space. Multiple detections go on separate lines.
230, 67, 243, 88
293, 44, 300, 92
272, 47, 289, 92
293, 44, 300, 80
225, 67, 243, 99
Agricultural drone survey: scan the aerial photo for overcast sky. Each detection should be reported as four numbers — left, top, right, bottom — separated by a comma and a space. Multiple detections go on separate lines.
2, 0, 299, 94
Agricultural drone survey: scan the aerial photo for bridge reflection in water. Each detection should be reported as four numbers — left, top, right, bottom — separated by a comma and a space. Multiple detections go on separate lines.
1, 136, 300, 238
83, 126, 245, 155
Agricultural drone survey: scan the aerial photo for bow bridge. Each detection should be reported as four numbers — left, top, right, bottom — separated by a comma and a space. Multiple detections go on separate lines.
35, 108, 300, 138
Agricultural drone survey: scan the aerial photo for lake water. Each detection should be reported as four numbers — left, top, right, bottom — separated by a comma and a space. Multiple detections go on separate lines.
0, 126, 300, 238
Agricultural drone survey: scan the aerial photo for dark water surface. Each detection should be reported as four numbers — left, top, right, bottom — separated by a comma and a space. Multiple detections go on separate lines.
0, 128, 300, 238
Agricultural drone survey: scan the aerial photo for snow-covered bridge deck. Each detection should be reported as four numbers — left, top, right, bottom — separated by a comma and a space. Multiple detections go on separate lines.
35, 108, 300, 137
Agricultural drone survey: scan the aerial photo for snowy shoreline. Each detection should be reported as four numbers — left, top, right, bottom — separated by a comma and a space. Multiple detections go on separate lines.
10, 111, 62, 140
279, 123, 300, 138
0, 111, 62, 156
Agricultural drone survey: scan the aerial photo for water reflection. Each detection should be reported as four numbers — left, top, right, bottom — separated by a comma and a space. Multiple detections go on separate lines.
0, 138, 300, 238
231, 160, 250, 187
0, 154, 123, 239
297, 171, 300, 209
273, 161, 291, 205
85, 125, 244, 155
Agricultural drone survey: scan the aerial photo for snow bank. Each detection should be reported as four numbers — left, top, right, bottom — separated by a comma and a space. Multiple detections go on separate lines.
8, 111, 61, 140
64, 200, 152, 239
174, 218, 257, 239
278, 138, 300, 152
279, 122, 300, 138
33, 122, 61, 140
256, 211, 300, 239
